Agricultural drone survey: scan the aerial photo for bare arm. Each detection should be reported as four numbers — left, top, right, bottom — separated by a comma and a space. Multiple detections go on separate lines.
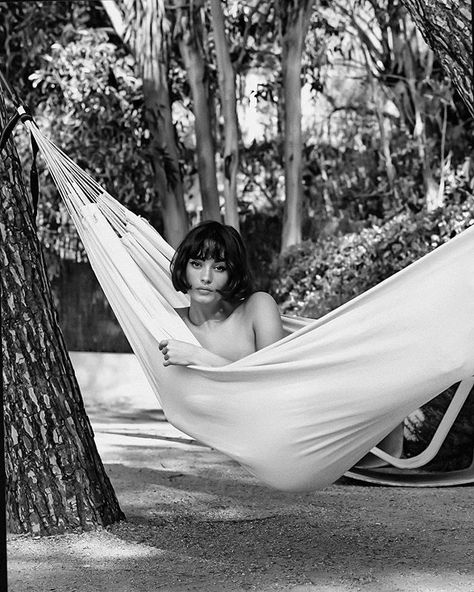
159, 339, 231, 367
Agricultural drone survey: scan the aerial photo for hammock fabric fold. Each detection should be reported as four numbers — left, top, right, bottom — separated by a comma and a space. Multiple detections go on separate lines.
25, 120, 474, 492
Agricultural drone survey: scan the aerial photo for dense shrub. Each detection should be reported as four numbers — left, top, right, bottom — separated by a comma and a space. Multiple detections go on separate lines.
271, 194, 474, 470
272, 195, 474, 317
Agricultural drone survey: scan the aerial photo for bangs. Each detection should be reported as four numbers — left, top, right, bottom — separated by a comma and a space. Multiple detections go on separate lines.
190, 238, 226, 262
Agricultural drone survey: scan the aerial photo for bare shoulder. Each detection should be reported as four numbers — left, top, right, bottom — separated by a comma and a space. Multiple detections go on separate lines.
243, 292, 281, 326
244, 292, 283, 348
244, 291, 279, 313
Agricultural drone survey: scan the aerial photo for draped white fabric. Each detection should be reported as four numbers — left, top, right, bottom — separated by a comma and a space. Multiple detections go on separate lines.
28, 122, 474, 491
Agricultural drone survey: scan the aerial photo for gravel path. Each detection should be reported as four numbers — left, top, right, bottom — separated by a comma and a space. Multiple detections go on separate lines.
8, 438, 474, 592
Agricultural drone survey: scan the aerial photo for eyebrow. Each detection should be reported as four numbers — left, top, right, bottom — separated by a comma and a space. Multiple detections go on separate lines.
189, 257, 226, 263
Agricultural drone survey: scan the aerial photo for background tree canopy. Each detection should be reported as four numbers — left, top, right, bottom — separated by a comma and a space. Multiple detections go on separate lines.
2, 0, 472, 253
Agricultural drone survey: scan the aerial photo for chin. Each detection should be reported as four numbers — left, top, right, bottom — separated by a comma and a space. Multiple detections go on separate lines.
192, 290, 214, 299
192, 290, 223, 304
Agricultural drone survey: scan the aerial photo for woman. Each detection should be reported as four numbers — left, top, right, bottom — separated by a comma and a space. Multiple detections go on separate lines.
159, 221, 284, 367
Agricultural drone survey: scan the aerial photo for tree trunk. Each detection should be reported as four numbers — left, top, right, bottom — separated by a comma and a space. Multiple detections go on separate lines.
402, 27, 441, 210
103, 0, 189, 248
401, 0, 473, 116
173, 0, 221, 223
1, 96, 125, 535
368, 70, 397, 198
141, 27, 189, 245
279, 0, 315, 252
408, 76, 440, 210
209, 0, 240, 230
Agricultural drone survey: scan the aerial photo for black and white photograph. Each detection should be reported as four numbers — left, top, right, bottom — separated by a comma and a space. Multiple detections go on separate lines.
1, 1, 473, 590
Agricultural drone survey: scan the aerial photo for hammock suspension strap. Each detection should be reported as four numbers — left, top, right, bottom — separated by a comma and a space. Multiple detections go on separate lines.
0, 106, 40, 224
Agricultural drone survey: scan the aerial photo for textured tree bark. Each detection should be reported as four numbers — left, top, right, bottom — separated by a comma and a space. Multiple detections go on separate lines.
401, 0, 473, 115
173, 0, 221, 223
103, 0, 189, 248
279, 0, 315, 252
209, 0, 240, 230
1, 95, 125, 535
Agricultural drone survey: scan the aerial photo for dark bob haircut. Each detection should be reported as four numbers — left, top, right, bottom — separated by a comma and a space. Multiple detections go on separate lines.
171, 221, 255, 302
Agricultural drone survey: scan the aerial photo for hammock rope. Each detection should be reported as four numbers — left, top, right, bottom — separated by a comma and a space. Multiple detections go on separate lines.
16, 116, 474, 492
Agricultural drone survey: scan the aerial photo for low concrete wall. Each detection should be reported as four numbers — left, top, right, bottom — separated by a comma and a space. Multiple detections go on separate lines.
69, 351, 158, 410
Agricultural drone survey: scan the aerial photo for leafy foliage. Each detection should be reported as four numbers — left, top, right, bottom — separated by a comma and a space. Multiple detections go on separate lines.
272, 193, 474, 317
29, 27, 155, 213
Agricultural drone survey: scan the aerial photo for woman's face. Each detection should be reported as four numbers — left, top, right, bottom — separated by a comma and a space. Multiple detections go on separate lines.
186, 257, 229, 304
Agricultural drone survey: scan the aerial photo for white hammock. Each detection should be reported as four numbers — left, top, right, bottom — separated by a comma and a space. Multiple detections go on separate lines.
25, 120, 474, 492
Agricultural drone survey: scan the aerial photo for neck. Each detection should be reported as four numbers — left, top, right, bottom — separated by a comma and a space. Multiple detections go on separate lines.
187, 300, 233, 326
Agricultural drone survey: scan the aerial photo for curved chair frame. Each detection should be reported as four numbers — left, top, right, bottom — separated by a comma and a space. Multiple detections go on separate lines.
345, 377, 474, 487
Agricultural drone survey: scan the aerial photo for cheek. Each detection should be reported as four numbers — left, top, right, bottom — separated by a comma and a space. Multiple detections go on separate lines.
185, 265, 195, 284
218, 272, 230, 288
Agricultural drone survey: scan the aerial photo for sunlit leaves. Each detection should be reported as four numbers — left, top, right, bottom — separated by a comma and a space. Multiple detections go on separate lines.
273, 191, 474, 317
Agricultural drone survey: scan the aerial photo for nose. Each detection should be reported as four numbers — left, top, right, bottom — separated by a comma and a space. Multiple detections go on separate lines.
200, 264, 212, 284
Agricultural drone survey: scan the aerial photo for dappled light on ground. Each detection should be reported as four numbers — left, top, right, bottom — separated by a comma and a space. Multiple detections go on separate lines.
9, 442, 474, 592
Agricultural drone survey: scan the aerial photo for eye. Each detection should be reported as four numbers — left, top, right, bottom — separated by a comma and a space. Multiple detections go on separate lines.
214, 264, 227, 272
189, 260, 202, 268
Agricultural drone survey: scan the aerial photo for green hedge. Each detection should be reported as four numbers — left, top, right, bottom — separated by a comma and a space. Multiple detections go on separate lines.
273, 197, 474, 318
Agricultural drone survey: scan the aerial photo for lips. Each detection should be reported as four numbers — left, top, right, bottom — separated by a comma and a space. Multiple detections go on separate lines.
196, 287, 213, 293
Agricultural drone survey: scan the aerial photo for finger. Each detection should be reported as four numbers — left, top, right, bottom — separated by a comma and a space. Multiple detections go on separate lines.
159, 340, 168, 350
164, 354, 169, 360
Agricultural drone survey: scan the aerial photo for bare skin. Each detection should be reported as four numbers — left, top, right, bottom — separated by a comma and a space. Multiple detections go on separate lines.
159, 257, 284, 367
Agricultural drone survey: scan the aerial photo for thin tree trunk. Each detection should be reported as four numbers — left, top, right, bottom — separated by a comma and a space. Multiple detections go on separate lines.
403, 30, 440, 210
209, 0, 240, 230
102, 0, 188, 247
409, 86, 439, 211
279, 0, 315, 252
401, 0, 473, 116
1, 96, 125, 535
141, 30, 189, 244
281, 37, 303, 249
369, 70, 396, 197
173, 0, 221, 223
375, 94, 396, 195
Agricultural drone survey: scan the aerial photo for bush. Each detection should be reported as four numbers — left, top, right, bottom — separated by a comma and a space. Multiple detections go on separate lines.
273, 195, 474, 317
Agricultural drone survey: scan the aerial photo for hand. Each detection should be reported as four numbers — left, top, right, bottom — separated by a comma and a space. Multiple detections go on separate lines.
159, 339, 201, 367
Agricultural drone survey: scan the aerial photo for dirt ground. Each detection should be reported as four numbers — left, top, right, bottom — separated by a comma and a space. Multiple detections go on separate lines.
7, 353, 474, 592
